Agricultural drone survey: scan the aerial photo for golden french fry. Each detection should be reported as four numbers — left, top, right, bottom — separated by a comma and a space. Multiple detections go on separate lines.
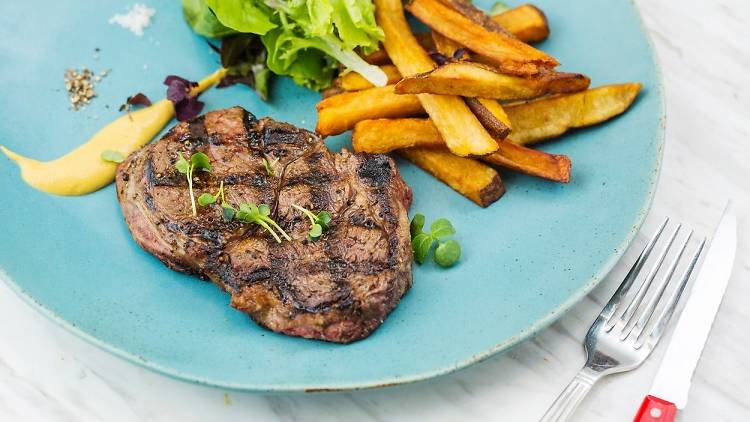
352, 118, 570, 182
399, 147, 505, 207
492, 4, 549, 43
362, 4, 549, 65
352, 118, 444, 153
465, 98, 511, 139
395, 61, 590, 100
505, 83, 643, 145
335, 65, 402, 91
316, 85, 423, 136
482, 140, 570, 183
374, 0, 498, 156
406, 0, 558, 76
429, 32, 512, 139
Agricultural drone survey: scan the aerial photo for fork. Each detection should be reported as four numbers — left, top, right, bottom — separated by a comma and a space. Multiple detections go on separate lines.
539, 219, 706, 422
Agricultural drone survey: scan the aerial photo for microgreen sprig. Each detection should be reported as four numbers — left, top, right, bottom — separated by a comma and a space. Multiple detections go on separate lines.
292, 204, 332, 240
175, 152, 212, 217
231, 203, 291, 243
262, 157, 279, 176
410, 214, 461, 267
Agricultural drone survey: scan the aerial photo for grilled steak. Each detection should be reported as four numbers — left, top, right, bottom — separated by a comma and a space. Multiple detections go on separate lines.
116, 107, 413, 343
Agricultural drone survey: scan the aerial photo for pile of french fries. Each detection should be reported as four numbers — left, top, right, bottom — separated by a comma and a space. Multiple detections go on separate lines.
316, 0, 642, 207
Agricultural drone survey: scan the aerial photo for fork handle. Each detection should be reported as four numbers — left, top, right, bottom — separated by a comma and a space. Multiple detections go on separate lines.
633, 395, 677, 422
539, 367, 602, 422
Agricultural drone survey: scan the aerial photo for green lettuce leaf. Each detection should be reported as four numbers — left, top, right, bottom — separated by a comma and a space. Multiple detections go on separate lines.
183, 0, 387, 91
182, 0, 237, 38
206, 0, 276, 35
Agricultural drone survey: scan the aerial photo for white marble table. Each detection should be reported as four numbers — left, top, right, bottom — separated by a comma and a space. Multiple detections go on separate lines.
2, 0, 748, 420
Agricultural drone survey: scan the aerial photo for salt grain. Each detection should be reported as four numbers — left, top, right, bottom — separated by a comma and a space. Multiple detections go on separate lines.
109, 4, 155, 37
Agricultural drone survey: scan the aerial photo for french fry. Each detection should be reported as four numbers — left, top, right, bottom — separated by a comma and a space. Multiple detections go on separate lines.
335, 65, 402, 91
406, 0, 558, 75
375, 0, 498, 156
352, 118, 570, 182
492, 4, 549, 44
353, 118, 443, 153
464, 98, 511, 139
505, 83, 643, 145
481, 141, 570, 183
431, 32, 512, 139
395, 62, 590, 101
341, 84, 639, 141
399, 147, 505, 207
362, 33, 435, 65
363, 4, 549, 65
316, 85, 423, 136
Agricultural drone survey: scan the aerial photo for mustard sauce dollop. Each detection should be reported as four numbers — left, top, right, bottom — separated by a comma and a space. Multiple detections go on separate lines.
1, 68, 226, 196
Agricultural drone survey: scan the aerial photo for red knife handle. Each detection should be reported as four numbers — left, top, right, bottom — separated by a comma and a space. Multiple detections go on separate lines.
633, 395, 677, 422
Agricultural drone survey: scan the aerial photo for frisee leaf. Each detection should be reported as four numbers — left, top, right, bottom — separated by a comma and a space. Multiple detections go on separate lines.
101, 150, 125, 163
430, 218, 455, 239
434, 239, 461, 267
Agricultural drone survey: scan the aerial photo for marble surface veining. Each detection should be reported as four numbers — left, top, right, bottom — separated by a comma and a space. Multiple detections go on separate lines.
1, 0, 749, 420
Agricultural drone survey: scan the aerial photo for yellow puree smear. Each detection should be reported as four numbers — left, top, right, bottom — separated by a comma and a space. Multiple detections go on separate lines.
0, 68, 227, 196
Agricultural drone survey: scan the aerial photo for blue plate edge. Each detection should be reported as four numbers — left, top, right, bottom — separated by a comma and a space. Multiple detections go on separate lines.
0, 0, 665, 394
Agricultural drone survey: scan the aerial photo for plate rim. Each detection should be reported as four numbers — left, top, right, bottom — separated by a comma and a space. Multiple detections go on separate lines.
0, 0, 665, 393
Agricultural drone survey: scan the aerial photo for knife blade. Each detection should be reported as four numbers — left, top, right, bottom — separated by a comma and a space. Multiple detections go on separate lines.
633, 203, 737, 421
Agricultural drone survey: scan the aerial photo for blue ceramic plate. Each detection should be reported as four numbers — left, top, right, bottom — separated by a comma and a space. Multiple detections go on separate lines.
0, 0, 662, 391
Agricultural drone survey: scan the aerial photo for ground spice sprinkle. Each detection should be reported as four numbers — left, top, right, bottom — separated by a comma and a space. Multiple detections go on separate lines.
64, 68, 108, 110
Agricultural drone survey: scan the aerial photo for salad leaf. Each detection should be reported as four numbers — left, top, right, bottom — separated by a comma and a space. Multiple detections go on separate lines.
206, 0, 276, 35
216, 34, 272, 100
182, 0, 237, 38
184, 0, 388, 91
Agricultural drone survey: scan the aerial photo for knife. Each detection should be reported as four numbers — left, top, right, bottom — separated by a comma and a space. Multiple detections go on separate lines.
633, 204, 737, 422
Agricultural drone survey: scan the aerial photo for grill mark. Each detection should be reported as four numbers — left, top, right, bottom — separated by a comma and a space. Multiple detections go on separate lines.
188, 115, 208, 145
143, 158, 157, 210
357, 154, 393, 187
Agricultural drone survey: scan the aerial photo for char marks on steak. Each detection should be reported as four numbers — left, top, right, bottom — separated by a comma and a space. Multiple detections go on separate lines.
116, 107, 413, 343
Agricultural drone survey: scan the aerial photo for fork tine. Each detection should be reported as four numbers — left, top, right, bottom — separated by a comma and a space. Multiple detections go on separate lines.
621, 230, 693, 341
638, 238, 707, 348
616, 224, 681, 329
602, 218, 669, 329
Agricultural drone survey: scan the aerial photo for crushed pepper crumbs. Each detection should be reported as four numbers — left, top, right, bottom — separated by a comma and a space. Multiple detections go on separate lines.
64, 68, 108, 110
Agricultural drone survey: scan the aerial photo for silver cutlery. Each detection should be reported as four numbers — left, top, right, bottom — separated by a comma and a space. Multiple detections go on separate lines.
633, 204, 736, 421
539, 213, 719, 422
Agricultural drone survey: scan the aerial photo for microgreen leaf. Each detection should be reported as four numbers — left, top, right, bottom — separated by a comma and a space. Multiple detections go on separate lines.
309, 223, 323, 238
434, 240, 461, 267
258, 204, 271, 216
233, 202, 290, 243
410, 213, 425, 236
191, 152, 212, 172
198, 193, 216, 206
412, 233, 435, 265
317, 211, 332, 230
292, 204, 332, 240
430, 218, 455, 239
101, 150, 125, 164
221, 203, 236, 222
262, 157, 279, 176
175, 152, 189, 174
